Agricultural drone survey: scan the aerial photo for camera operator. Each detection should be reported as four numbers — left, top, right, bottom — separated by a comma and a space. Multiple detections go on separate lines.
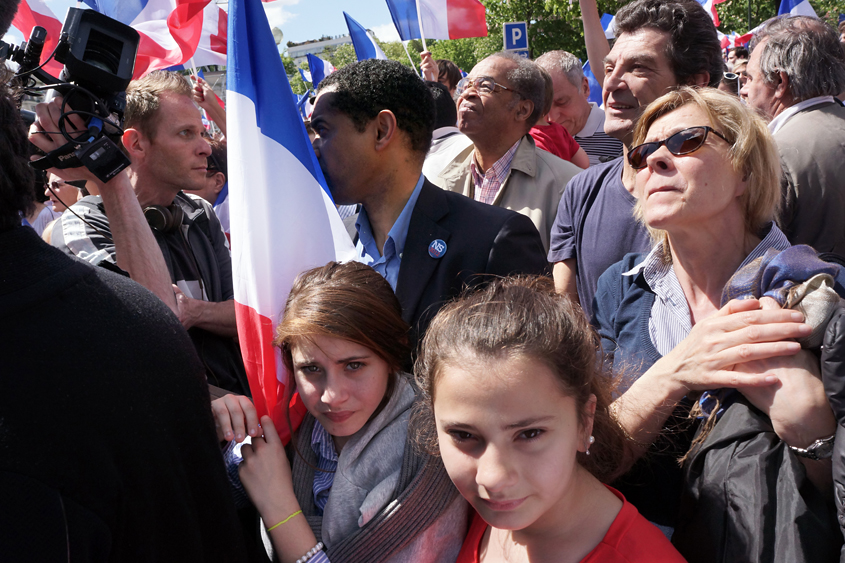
39, 71, 248, 396
0, 3, 248, 558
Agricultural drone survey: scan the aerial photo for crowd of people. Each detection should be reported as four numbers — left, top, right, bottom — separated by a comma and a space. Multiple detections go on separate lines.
4, 0, 845, 560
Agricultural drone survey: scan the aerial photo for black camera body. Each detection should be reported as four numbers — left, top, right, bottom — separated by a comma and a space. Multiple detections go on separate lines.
1, 8, 140, 183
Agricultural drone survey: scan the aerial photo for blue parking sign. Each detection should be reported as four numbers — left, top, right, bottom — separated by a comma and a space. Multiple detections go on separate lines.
503, 22, 528, 51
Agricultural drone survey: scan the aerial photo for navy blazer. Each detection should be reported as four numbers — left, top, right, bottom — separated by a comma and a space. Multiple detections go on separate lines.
347, 179, 549, 355
397, 180, 548, 350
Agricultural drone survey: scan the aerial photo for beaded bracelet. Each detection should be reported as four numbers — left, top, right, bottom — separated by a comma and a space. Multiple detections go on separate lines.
296, 541, 324, 563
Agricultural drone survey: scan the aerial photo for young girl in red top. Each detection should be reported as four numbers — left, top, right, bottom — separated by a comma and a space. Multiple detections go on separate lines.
414, 276, 686, 563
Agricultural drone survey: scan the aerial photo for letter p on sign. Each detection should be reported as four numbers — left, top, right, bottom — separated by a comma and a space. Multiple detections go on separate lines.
503, 22, 529, 51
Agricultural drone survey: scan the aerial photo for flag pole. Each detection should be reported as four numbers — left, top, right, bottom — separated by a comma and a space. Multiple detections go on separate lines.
401, 40, 420, 76
415, 0, 428, 52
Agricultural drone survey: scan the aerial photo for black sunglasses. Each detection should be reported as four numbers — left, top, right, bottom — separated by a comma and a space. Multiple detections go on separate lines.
628, 126, 730, 170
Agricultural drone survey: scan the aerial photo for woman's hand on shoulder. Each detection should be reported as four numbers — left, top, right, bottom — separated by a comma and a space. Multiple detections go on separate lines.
239, 416, 299, 521
652, 298, 812, 398
211, 394, 260, 443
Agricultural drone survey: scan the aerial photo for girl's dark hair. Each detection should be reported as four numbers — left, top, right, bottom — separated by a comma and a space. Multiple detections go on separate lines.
414, 276, 634, 483
274, 261, 410, 382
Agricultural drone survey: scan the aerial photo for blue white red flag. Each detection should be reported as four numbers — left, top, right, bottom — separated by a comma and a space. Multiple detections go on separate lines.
695, 0, 727, 26
227, 0, 356, 441
306, 53, 335, 89
81, 0, 214, 77
10, 0, 64, 76
384, 0, 487, 41
343, 12, 388, 61
600, 13, 616, 39
299, 68, 312, 83
778, 0, 817, 17
583, 61, 603, 106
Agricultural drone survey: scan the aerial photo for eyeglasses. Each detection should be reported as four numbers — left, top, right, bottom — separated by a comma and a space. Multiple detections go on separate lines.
455, 76, 521, 98
49, 180, 86, 191
628, 126, 730, 170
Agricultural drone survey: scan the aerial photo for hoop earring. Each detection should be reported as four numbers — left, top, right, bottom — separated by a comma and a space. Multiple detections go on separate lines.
585, 435, 595, 456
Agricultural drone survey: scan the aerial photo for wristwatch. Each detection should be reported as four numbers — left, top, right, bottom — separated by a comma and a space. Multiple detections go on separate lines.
788, 434, 836, 461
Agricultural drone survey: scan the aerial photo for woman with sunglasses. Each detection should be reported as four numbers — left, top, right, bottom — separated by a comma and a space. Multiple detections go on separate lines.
591, 87, 840, 552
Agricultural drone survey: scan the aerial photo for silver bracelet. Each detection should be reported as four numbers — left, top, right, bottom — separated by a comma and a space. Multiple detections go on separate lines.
296, 542, 324, 563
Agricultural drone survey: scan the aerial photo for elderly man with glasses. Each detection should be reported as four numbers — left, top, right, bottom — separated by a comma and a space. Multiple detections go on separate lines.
430, 52, 581, 253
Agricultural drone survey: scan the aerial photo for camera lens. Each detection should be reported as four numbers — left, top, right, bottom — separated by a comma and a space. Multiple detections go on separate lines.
82, 29, 121, 74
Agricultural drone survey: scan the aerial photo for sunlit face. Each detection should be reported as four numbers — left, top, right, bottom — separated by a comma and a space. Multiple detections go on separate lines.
546, 70, 592, 136
457, 57, 525, 140
603, 28, 679, 146
142, 93, 211, 193
45, 174, 81, 212
433, 354, 594, 532
291, 335, 390, 450
636, 104, 747, 233
740, 40, 779, 121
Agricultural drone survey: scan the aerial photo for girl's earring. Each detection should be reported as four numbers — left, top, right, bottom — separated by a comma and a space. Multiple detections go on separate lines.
585, 435, 595, 456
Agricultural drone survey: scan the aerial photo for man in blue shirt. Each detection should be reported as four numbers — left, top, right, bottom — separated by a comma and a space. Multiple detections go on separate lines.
311, 60, 548, 351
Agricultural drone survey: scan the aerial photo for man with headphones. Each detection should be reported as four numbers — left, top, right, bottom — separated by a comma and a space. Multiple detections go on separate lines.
42, 71, 248, 396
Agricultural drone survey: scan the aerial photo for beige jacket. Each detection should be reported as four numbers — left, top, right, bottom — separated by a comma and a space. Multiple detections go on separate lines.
431, 134, 579, 252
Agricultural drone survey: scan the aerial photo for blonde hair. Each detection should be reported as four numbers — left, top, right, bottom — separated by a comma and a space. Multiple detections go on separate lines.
125, 71, 194, 139
632, 87, 781, 260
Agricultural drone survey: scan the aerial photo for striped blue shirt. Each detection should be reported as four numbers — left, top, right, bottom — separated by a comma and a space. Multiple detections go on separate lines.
311, 421, 339, 514
624, 224, 791, 356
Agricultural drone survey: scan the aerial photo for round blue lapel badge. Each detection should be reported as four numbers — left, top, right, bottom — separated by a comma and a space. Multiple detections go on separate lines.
428, 239, 447, 259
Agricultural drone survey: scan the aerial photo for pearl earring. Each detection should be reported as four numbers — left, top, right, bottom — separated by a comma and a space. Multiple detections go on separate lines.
585, 435, 595, 456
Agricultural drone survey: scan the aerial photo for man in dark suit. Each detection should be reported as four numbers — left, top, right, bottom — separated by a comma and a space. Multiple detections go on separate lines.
312, 60, 548, 349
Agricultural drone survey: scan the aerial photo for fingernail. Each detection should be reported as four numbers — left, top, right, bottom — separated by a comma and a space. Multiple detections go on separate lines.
765, 375, 778, 383
236, 433, 244, 441
225, 430, 233, 439
791, 312, 804, 321
799, 323, 813, 334
249, 428, 256, 436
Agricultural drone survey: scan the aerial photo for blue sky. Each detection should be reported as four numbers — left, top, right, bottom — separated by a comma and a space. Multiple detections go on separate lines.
3, 0, 402, 50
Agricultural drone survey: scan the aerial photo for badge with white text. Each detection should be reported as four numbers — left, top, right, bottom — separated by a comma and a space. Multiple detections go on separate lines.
428, 239, 447, 259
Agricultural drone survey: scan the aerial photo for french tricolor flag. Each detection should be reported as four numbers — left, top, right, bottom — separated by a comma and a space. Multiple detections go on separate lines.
778, 0, 818, 17
228, 0, 355, 439
306, 53, 335, 89
696, 0, 728, 27
10, 0, 64, 76
343, 12, 388, 61
82, 0, 210, 77
384, 0, 487, 41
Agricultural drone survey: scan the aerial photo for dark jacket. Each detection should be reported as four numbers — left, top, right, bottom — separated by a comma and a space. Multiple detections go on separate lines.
349, 180, 549, 354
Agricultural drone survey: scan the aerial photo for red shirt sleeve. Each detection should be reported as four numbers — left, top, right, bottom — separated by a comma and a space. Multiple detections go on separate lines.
529, 121, 582, 162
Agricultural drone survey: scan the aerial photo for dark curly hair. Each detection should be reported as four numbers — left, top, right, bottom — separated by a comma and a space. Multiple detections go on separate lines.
317, 59, 434, 159
0, 0, 20, 37
414, 275, 635, 484
0, 68, 36, 231
615, 0, 723, 89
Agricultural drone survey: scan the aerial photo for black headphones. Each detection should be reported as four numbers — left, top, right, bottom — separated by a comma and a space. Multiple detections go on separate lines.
143, 204, 184, 233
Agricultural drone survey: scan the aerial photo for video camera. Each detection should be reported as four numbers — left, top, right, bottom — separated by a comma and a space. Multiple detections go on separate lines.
0, 8, 139, 182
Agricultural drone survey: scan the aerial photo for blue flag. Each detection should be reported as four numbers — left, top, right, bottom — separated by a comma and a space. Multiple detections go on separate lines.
583, 61, 603, 106
343, 12, 388, 61
384, 0, 421, 41
306, 54, 336, 89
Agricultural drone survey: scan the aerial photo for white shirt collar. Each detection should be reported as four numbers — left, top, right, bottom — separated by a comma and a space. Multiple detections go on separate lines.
575, 102, 606, 138
768, 95, 836, 134
432, 126, 461, 140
